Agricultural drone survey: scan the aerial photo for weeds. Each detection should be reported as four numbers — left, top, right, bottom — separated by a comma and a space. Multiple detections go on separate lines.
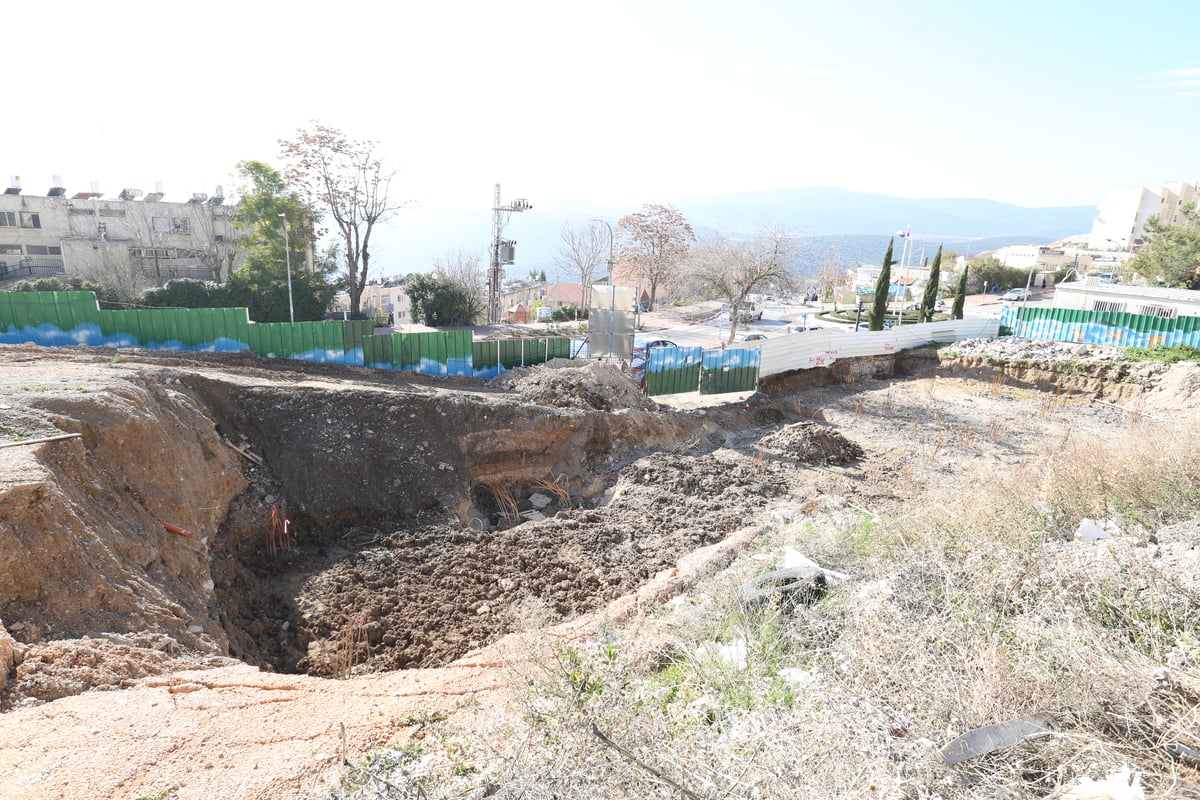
1124, 344, 1200, 364
315, 402, 1200, 800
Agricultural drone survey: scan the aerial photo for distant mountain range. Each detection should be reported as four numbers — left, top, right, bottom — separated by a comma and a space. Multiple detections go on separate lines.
375, 186, 1098, 278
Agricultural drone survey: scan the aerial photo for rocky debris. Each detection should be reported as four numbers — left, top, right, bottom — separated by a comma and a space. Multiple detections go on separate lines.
0, 620, 15, 692
946, 337, 1126, 363
756, 421, 864, 465
498, 360, 659, 412
4, 637, 235, 708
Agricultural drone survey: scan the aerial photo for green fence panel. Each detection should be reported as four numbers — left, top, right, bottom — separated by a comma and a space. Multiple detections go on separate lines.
1014, 306, 1200, 350
473, 340, 498, 369
699, 347, 761, 395
645, 345, 703, 396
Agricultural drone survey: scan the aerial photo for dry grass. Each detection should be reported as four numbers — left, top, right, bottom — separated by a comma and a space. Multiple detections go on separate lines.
481, 478, 521, 522
534, 474, 572, 506
331, 618, 368, 680
320, 417, 1200, 799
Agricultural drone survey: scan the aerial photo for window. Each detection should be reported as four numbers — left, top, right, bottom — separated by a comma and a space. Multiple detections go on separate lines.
98, 207, 126, 217
1137, 305, 1177, 319
172, 217, 191, 235
0, 244, 21, 255
1091, 300, 1127, 314
98, 222, 107, 237
152, 216, 170, 233
130, 247, 173, 260
24, 245, 62, 256
19, 212, 40, 229
0, 212, 15, 227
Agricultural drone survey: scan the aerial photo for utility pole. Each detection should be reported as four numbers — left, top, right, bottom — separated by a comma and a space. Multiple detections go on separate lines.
488, 184, 532, 325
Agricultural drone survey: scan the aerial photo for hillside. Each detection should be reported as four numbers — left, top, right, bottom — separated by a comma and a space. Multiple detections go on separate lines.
375, 187, 1097, 275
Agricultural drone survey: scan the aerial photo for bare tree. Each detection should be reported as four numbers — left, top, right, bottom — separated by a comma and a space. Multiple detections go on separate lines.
689, 229, 798, 344
192, 205, 241, 283
615, 204, 695, 310
433, 248, 487, 323
279, 123, 410, 314
554, 221, 608, 308
814, 246, 845, 309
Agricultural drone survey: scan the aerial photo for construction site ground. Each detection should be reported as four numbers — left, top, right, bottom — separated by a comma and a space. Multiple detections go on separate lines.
0, 339, 1197, 799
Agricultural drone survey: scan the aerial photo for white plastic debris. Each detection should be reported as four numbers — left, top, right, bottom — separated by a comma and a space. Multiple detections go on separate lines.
1075, 518, 1110, 542
1055, 765, 1144, 800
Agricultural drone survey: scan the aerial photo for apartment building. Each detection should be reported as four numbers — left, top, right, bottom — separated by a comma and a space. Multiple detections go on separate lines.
0, 175, 243, 289
1087, 181, 1199, 252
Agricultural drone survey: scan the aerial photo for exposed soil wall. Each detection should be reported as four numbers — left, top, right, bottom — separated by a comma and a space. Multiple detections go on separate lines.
0, 372, 245, 655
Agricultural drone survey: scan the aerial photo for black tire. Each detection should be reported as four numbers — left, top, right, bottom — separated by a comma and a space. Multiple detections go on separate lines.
740, 566, 826, 610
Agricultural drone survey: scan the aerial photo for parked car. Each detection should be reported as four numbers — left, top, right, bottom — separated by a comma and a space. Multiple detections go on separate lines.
742, 333, 768, 342
627, 340, 679, 380
1001, 288, 1030, 301
734, 301, 763, 322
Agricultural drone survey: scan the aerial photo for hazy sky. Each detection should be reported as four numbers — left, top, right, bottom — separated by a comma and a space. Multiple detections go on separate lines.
8, 0, 1198, 215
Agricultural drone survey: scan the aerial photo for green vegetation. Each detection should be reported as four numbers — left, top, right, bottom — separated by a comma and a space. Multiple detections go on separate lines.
1129, 203, 1200, 289
1123, 344, 1200, 364
868, 237, 895, 331
918, 245, 942, 322
952, 262, 968, 319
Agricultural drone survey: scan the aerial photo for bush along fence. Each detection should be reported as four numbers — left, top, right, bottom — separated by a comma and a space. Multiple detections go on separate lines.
1002, 304, 1200, 348
0, 291, 568, 378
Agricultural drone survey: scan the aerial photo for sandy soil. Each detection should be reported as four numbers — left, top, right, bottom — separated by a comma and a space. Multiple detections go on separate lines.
0, 340, 1191, 799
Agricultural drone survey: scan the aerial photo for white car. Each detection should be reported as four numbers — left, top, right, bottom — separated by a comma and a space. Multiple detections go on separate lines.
1001, 288, 1030, 302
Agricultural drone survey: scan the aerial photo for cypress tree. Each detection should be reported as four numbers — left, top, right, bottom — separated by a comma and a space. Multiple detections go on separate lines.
952, 264, 968, 319
869, 238, 896, 331
920, 245, 942, 322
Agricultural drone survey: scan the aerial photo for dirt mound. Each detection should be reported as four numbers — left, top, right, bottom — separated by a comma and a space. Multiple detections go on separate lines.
501, 360, 658, 411
756, 421, 864, 465
1139, 361, 1200, 416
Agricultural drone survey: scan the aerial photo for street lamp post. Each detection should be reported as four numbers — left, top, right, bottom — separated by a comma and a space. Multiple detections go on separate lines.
278, 213, 294, 323
593, 219, 615, 361
896, 225, 911, 327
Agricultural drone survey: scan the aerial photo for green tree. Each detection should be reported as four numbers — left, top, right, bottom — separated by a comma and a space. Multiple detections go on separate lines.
405, 273, 477, 327
11, 275, 127, 306
919, 245, 942, 322
433, 249, 486, 324
869, 238, 896, 331
952, 265, 968, 319
965, 256, 1027, 295
228, 160, 337, 322
1129, 204, 1200, 288
142, 278, 229, 309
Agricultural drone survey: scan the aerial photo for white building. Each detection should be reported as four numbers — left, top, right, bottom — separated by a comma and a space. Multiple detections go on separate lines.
0, 175, 243, 289
1087, 181, 1199, 251
357, 279, 413, 326
1053, 277, 1200, 319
